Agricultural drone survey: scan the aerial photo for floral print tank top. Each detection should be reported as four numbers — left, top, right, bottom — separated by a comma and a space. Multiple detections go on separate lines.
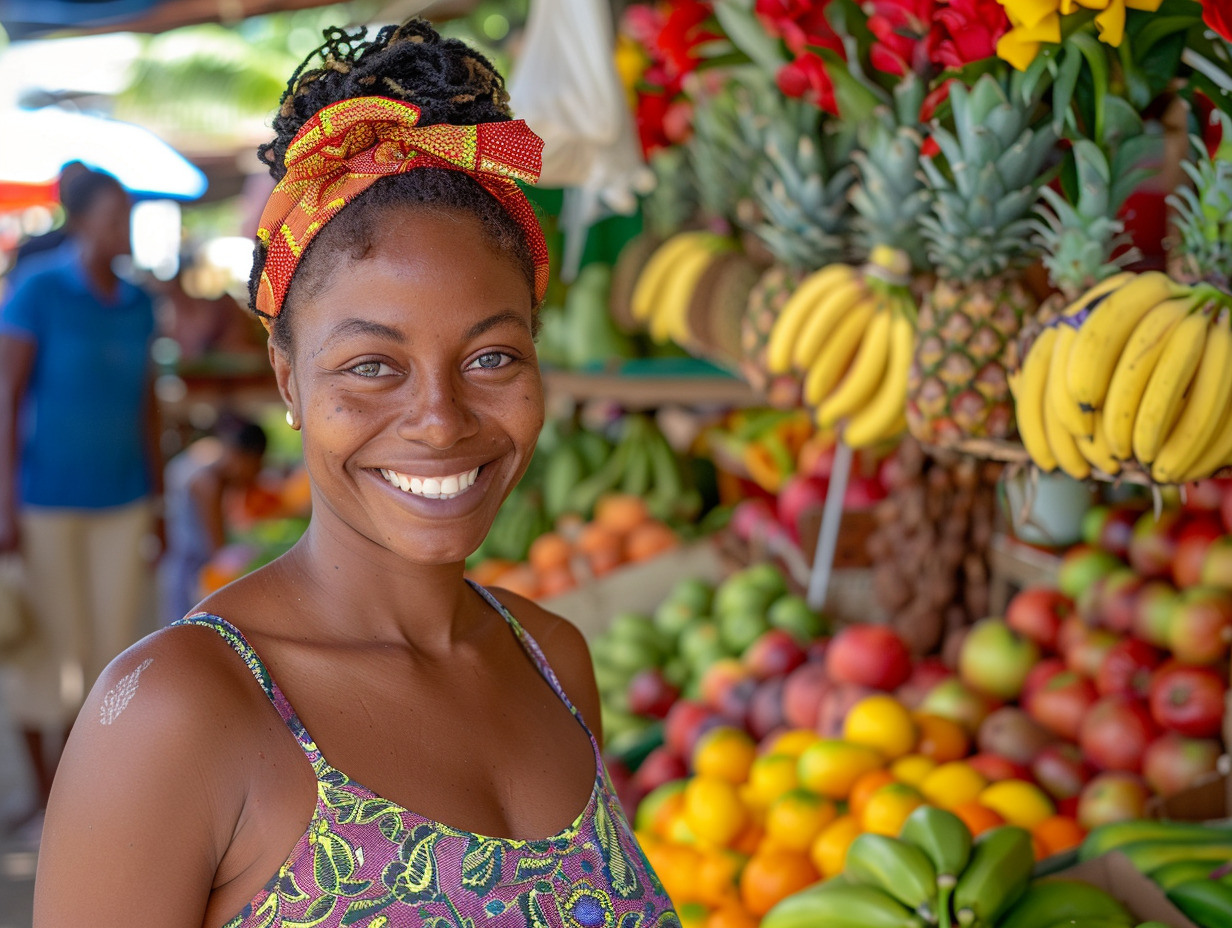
175, 582, 678, 928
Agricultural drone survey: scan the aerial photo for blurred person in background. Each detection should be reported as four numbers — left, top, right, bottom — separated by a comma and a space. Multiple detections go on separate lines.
0, 168, 160, 829
151, 261, 267, 364
160, 415, 267, 624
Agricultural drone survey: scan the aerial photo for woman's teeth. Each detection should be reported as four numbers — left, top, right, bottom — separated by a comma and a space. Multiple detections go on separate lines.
379, 467, 480, 499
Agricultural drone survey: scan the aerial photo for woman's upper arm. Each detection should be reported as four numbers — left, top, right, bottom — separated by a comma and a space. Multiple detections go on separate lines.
34, 637, 239, 927
0, 333, 34, 399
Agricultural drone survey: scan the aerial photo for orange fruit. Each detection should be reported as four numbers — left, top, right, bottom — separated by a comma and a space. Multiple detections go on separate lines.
843, 694, 918, 759
527, 531, 572, 573
848, 769, 897, 821
576, 521, 624, 557
1032, 815, 1086, 857
706, 902, 759, 928
796, 739, 884, 800
465, 557, 516, 586
587, 545, 624, 577
861, 783, 925, 836
695, 848, 748, 907
809, 814, 862, 878
951, 800, 1005, 838
764, 789, 838, 852
685, 777, 749, 848
535, 564, 576, 598
594, 492, 652, 534
492, 562, 539, 598
693, 727, 758, 785
766, 729, 821, 759
745, 753, 800, 809
913, 712, 970, 763
919, 761, 988, 810
731, 821, 765, 857
625, 519, 679, 562
890, 754, 937, 787
649, 841, 702, 903
978, 780, 1055, 829
739, 849, 819, 917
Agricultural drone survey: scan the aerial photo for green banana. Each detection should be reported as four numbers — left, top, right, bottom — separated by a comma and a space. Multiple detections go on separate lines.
1148, 859, 1229, 891
951, 826, 1034, 928
761, 881, 927, 928
620, 436, 653, 497
1079, 820, 1232, 861
995, 879, 1133, 928
645, 425, 686, 518
900, 806, 972, 928
574, 430, 613, 473
844, 832, 939, 921
563, 439, 632, 517
543, 444, 586, 521
1039, 921, 1141, 928
1115, 839, 1232, 875
1167, 879, 1232, 927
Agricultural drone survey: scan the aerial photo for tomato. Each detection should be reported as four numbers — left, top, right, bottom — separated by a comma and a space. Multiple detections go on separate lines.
1148, 661, 1227, 739
1095, 638, 1164, 699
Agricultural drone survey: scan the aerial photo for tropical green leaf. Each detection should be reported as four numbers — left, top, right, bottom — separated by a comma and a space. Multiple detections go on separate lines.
384, 830, 439, 903
514, 854, 560, 882
312, 833, 357, 894
461, 838, 504, 896
283, 895, 338, 928
595, 800, 639, 899
340, 896, 394, 926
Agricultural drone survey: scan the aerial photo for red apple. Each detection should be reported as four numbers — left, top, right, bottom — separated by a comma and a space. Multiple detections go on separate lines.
632, 745, 689, 795
1032, 743, 1095, 801
966, 753, 1032, 782
1006, 587, 1073, 650
1022, 657, 1068, 704
1169, 586, 1232, 664
1129, 509, 1184, 581
714, 677, 758, 726
699, 658, 753, 712
1221, 482, 1232, 533
1077, 772, 1150, 829
976, 706, 1056, 765
1200, 535, 1232, 591
1063, 625, 1122, 679
1142, 732, 1222, 797
1057, 614, 1091, 658
844, 474, 888, 510
1026, 670, 1100, 741
1058, 546, 1125, 600
743, 628, 808, 680
825, 624, 912, 691
664, 700, 723, 758
895, 657, 953, 710
959, 618, 1040, 701
918, 678, 995, 736
1148, 661, 1227, 738
1132, 580, 1180, 648
1184, 479, 1225, 512
1098, 569, 1146, 634
777, 474, 828, 544
1173, 518, 1226, 588
1079, 694, 1159, 772
730, 497, 780, 543
627, 668, 681, 719
782, 662, 831, 730
746, 677, 787, 741
815, 682, 876, 738
805, 638, 830, 664
1095, 638, 1164, 699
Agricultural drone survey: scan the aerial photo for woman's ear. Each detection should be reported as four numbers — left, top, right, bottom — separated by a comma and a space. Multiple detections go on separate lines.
269, 339, 299, 429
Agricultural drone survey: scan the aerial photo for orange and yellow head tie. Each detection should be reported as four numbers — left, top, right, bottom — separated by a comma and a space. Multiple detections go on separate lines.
254, 95, 548, 319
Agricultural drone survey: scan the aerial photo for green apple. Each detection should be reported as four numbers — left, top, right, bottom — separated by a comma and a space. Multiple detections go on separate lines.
718, 606, 770, 655
767, 593, 827, 644
958, 617, 1040, 701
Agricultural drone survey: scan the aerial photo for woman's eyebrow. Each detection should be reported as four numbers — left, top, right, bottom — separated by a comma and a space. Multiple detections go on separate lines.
326, 318, 406, 343
466, 310, 530, 340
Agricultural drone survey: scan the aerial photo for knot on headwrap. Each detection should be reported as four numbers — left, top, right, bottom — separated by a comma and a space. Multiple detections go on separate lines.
254, 96, 548, 318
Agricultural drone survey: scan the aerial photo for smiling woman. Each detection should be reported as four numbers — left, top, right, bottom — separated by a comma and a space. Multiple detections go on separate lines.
31, 17, 681, 928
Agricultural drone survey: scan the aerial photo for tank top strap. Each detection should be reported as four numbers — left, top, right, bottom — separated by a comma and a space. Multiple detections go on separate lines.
465, 579, 597, 744
172, 613, 325, 770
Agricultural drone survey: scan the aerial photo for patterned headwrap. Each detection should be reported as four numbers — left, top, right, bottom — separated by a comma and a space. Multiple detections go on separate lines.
254, 95, 548, 318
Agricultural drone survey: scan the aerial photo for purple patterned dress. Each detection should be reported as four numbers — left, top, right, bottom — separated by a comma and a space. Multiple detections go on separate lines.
175, 582, 678, 928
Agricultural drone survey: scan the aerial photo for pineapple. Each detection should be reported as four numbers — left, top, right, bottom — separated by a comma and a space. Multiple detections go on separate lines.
1168, 109, 1232, 292
740, 89, 856, 399
908, 74, 1057, 446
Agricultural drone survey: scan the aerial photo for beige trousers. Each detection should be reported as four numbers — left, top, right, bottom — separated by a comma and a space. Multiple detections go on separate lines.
2, 501, 153, 727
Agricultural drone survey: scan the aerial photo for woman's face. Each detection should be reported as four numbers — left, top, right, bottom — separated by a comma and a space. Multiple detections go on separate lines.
272, 208, 543, 566
75, 184, 131, 260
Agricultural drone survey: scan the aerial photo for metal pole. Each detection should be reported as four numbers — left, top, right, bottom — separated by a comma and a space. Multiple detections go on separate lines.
807, 439, 852, 611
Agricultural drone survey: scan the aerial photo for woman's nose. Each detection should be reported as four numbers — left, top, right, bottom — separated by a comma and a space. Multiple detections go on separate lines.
395, 369, 480, 448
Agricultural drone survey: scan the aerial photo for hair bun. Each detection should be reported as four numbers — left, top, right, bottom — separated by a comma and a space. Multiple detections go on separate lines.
259, 18, 513, 180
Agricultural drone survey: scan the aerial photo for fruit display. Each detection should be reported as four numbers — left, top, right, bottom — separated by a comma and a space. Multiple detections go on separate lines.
866, 440, 1001, 655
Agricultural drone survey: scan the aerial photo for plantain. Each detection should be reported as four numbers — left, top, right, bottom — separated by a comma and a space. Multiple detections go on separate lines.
1148, 859, 1227, 891
844, 832, 940, 921
899, 806, 972, 928
543, 443, 586, 521
995, 879, 1133, 928
951, 826, 1034, 928
1167, 879, 1232, 928
1079, 818, 1232, 861
761, 881, 927, 928
1115, 839, 1232, 874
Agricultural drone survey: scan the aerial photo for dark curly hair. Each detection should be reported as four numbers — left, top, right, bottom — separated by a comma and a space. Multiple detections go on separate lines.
250, 19, 540, 352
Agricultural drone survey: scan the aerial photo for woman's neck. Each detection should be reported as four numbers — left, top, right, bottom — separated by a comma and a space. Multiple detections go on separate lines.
79, 244, 119, 297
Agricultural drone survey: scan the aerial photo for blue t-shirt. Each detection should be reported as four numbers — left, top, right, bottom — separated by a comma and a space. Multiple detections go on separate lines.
0, 246, 155, 508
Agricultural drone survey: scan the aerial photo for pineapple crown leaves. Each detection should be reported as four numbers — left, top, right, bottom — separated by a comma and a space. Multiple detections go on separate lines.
850, 107, 930, 270
1167, 109, 1232, 290
687, 75, 766, 224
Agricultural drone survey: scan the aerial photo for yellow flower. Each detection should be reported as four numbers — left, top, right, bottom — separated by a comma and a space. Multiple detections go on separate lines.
1095, 0, 1127, 45
1002, 0, 1061, 28
997, 12, 1063, 70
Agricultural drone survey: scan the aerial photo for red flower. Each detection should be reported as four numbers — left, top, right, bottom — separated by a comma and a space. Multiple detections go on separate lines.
866, 0, 936, 76
1205, 0, 1232, 43
776, 51, 839, 114
756, 0, 844, 56
622, 0, 719, 98
919, 77, 956, 122
931, 0, 1008, 69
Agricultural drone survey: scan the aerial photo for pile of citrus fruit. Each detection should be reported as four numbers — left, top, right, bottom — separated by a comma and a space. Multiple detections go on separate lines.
635, 691, 1089, 928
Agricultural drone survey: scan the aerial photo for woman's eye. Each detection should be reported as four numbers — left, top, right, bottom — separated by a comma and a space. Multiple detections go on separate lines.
349, 360, 393, 378
469, 352, 512, 371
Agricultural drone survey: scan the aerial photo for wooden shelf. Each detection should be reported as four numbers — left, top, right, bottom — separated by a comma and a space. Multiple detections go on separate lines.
542, 367, 763, 410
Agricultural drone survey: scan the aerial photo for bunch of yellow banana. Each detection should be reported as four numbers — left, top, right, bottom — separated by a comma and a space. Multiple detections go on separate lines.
1011, 270, 1232, 484
764, 247, 917, 448
628, 230, 736, 345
